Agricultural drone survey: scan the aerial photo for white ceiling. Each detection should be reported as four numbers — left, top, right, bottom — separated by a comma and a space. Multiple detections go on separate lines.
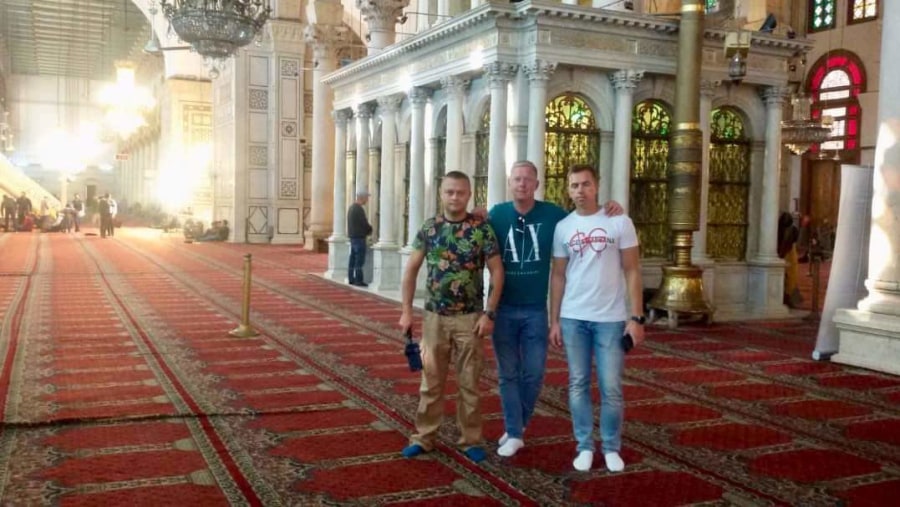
1, 0, 150, 80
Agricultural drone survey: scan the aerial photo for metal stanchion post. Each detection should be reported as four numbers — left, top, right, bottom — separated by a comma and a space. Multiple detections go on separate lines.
229, 253, 260, 337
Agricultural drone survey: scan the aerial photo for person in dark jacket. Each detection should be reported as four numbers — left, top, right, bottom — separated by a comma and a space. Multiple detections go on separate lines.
347, 191, 373, 287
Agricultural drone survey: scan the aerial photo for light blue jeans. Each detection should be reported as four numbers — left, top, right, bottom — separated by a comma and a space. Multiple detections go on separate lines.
491, 304, 549, 439
560, 318, 626, 453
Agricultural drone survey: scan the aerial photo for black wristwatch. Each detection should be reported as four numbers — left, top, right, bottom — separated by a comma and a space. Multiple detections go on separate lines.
484, 310, 496, 321
631, 315, 646, 325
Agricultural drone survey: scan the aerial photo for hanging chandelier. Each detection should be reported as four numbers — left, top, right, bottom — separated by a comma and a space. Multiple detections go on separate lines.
158, 0, 272, 60
781, 92, 833, 155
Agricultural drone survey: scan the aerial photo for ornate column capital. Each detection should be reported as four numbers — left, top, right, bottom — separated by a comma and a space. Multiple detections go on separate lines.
761, 86, 791, 106
609, 69, 644, 91
440, 76, 471, 97
484, 62, 518, 87
356, 0, 410, 28
700, 79, 721, 98
377, 94, 403, 115
409, 86, 432, 106
524, 60, 557, 82
354, 102, 375, 119
303, 24, 347, 58
332, 108, 353, 126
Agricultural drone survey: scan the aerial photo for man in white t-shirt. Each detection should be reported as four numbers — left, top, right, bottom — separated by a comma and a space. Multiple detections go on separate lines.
549, 164, 645, 473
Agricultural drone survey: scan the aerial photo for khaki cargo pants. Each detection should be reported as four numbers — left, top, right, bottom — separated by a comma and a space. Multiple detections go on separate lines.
410, 311, 484, 450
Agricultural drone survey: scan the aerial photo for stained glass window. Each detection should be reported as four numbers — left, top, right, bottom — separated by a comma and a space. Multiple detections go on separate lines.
545, 94, 600, 210
708, 107, 750, 261
474, 107, 490, 209
808, 52, 866, 159
403, 143, 410, 245
630, 100, 671, 259
849, 0, 878, 24
809, 0, 836, 32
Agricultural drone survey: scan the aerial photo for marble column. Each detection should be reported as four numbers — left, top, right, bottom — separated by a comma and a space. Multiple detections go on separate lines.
357, 0, 410, 54
756, 86, 789, 262
305, 24, 341, 249
441, 76, 469, 174
485, 62, 517, 207
692, 79, 719, 265
834, 0, 900, 375
354, 103, 374, 195
508, 68, 530, 164
372, 95, 403, 290
599, 131, 614, 205
747, 86, 790, 317
525, 60, 557, 200
609, 69, 643, 212
326, 109, 353, 282
406, 87, 430, 247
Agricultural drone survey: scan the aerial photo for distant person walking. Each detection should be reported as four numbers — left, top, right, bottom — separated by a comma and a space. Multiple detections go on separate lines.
347, 191, 373, 287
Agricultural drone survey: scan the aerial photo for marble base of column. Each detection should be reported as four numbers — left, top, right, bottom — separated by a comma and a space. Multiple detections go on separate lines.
370, 245, 401, 291
303, 227, 332, 251
833, 309, 900, 375
400, 246, 428, 297
745, 261, 791, 318
325, 237, 350, 283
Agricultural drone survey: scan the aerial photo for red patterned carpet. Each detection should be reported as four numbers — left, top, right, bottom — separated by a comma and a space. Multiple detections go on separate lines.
1, 228, 898, 506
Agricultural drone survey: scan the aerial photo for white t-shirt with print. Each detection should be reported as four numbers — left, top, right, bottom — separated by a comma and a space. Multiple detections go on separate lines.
552, 209, 639, 323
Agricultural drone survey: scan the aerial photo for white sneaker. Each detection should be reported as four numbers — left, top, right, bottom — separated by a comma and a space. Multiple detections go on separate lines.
604, 452, 625, 472
573, 450, 594, 471
497, 438, 525, 457
497, 432, 509, 446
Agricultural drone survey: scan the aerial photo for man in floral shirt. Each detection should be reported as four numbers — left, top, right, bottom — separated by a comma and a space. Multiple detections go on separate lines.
399, 170, 504, 463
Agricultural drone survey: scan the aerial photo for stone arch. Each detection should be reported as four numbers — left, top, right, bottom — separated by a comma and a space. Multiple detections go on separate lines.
633, 75, 676, 109
546, 69, 614, 132
713, 87, 764, 142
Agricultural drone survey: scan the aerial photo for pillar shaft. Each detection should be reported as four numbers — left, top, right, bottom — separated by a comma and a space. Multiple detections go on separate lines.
376, 95, 401, 247
306, 27, 340, 240
407, 87, 430, 247
693, 79, 719, 262
354, 103, 374, 195
441, 76, 469, 174
757, 87, 789, 262
330, 110, 352, 240
485, 62, 517, 208
525, 60, 556, 200
610, 70, 643, 213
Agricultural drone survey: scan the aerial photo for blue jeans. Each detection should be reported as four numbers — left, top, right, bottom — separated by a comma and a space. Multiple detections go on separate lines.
560, 318, 626, 453
491, 304, 548, 439
348, 238, 366, 284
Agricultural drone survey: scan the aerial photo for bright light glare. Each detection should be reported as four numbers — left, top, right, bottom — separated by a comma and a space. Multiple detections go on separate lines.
41, 125, 104, 173
156, 142, 212, 213
469, 45, 484, 70
99, 62, 155, 139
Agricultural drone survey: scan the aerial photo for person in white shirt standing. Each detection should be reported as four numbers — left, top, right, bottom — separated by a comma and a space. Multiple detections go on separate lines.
549, 164, 645, 473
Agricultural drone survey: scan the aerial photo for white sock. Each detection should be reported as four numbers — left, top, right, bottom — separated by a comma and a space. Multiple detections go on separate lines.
498, 427, 526, 447
604, 452, 625, 472
497, 438, 525, 457
573, 450, 594, 471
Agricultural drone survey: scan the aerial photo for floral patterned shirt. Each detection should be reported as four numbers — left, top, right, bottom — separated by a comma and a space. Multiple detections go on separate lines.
413, 214, 500, 315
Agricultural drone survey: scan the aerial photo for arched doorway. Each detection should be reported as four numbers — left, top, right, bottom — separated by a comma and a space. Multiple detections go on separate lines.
545, 94, 600, 210
708, 107, 751, 260
802, 50, 867, 235
630, 99, 672, 259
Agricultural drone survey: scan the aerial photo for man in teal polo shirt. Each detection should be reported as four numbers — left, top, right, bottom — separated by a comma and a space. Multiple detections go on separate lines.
488, 160, 622, 457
